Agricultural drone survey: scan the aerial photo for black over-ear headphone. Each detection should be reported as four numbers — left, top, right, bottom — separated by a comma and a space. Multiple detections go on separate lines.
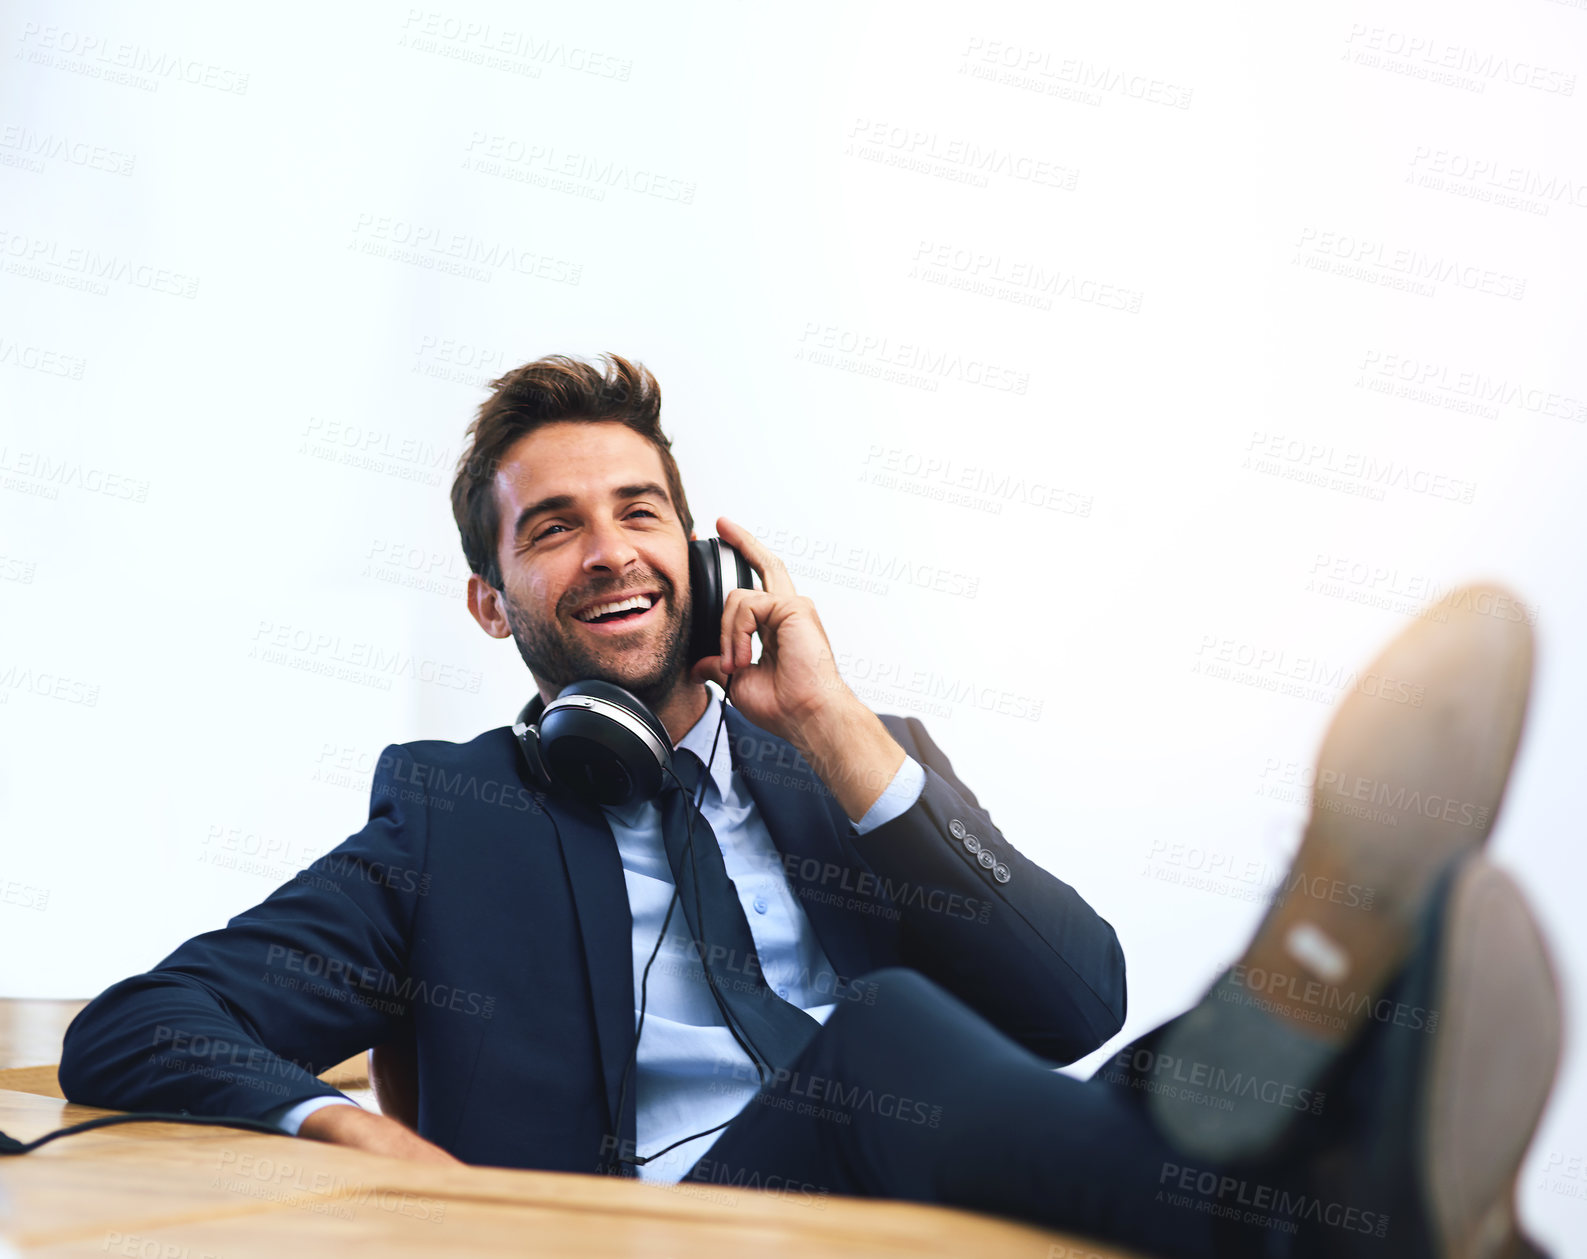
511, 537, 761, 808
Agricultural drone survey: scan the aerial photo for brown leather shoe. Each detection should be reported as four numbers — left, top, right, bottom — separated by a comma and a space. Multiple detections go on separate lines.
1149, 583, 1535, 1163
1285, 859, 1562, 1259
1415, 861, 1561, 1258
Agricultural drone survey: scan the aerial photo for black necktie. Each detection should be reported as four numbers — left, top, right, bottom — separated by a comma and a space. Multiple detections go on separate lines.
659, 748, 821, 1076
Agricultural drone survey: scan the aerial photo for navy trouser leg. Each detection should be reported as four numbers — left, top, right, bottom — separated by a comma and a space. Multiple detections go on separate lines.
683, 967, 1222, 1259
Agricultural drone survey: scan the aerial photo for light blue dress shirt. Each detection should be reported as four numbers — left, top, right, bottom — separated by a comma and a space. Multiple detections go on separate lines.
272, 684, 927, 1181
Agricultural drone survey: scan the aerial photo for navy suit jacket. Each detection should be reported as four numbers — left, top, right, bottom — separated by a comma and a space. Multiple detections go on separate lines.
60, 706, 1127, 1171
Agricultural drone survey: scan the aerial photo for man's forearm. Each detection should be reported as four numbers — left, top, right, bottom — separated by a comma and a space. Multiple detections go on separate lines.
791, 698, 907, 823
300, 1101, 462, 1164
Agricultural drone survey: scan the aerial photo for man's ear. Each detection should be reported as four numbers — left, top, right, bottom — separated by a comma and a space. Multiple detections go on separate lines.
466, 573, 513, 639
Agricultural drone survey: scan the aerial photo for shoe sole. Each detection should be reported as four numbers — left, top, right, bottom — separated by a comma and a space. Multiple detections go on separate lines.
1243, 581, 1533, 1048
1422, 862, 1562, 1259
1149, 582, 1534, 1161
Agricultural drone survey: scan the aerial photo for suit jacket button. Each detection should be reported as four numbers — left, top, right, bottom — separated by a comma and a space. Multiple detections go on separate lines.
948, 819, 966, 839
993, 864, 1011, 883
963, 834, 981, 854
977, 849, 996, 870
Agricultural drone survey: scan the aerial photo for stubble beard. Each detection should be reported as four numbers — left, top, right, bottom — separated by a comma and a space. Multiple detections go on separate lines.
500, 574, 693, 712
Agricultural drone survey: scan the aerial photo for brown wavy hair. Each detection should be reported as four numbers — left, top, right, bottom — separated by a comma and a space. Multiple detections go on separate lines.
450, 353, 694, 590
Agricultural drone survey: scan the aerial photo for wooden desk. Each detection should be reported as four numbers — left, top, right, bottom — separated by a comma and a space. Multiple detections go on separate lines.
0, 1086, 1140, 1258
0, 1001, 1138, 1257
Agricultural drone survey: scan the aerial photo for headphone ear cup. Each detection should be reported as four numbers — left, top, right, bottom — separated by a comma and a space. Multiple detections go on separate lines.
535, 680, 672, 806
512, 696, 552, 790
687, 537, 760, 665
565, 680, 670, 750
687, 538, 721, 665
728, 539, 760, 593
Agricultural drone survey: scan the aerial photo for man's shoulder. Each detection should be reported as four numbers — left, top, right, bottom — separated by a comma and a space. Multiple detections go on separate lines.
386, 724, 521, 769
370, 726, 540, 813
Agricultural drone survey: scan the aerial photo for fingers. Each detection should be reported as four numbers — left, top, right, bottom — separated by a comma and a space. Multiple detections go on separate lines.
715, 516, 796, 598
723, 587, 773, 671
691, 655, 729, 689
720, 587, 824, 672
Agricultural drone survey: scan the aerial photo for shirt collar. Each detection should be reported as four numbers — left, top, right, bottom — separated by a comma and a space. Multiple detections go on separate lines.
672, 682, 734, 805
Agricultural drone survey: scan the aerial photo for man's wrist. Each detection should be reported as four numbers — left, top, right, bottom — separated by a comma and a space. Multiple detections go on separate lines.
299, 1099, 376, 1142
275, 1094, 359, 1136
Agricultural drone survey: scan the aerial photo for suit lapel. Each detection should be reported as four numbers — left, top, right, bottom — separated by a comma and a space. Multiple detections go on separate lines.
543, 791, 636, 1151
724, 705, 879, 975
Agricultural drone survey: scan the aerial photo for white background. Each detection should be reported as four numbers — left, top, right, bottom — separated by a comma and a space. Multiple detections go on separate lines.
2, 1, 1584, 1251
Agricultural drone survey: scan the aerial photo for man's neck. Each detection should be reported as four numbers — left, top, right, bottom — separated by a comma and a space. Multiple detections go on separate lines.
650, 680, 712, 748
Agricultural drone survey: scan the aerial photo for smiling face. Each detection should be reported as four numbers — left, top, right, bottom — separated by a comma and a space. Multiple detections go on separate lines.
467, 420, 696, 711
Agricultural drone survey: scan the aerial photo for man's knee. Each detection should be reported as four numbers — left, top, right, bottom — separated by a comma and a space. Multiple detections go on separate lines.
826, 966, 941, 1030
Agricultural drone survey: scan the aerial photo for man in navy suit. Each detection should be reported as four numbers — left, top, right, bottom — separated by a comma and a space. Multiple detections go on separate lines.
61, 354, 1563, 1258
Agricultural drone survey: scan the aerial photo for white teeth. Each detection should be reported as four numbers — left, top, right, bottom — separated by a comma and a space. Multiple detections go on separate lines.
576, 594, 655, 622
